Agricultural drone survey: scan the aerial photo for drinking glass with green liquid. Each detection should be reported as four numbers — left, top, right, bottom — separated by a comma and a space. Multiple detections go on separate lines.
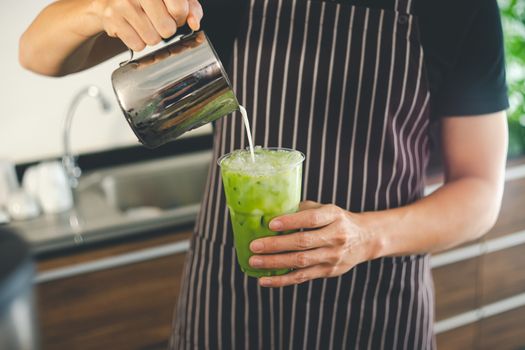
218, 147, 305, 278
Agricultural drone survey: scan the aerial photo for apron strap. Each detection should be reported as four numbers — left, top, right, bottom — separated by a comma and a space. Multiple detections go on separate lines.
394, 0, 414, 14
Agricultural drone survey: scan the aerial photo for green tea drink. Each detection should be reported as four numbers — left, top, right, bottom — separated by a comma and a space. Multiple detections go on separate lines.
218, 148, 305, 277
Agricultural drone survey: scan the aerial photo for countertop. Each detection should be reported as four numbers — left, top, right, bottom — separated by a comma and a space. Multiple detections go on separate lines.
6, 150, 212, 256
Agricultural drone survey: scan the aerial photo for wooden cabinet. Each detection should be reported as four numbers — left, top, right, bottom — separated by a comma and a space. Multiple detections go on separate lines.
481, 244, 525, 305
435, 324, 478, 350
36, 230, 192, 350
433, 257, 480, 321
435, 164, 525, 350
35, 160, 525, 350
478, 305, 525, 350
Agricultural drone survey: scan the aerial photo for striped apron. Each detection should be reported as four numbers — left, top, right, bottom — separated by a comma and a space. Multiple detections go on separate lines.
170, 0, 435, 348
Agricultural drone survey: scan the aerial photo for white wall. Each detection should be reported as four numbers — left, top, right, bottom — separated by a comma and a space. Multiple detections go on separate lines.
0, 0, 211, 164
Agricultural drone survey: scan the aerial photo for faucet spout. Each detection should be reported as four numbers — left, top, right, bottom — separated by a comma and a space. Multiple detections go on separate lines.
62, 86, 111, 189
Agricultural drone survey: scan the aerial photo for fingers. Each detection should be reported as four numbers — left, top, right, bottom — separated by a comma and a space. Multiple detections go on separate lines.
140, 0, 177, 38
124, 2, 162, 45
101, 0, 202, 51
269, 204, 341, 232
164, 0, 190, 28
187, 0, 203, 30
259, 265, 336, 288
106, 17, 146, 51
250, 227, 333, 253
249, 247, 337, 270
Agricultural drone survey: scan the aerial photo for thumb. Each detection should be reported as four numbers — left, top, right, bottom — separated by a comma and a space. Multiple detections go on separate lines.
299, 200, 322, 211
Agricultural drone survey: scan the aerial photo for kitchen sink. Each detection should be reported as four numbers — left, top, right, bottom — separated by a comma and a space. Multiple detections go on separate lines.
99, 151, 211, 213
11, 150, 213, 254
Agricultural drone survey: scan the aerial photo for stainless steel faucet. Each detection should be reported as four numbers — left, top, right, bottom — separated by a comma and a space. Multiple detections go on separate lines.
62, 86, 111, 189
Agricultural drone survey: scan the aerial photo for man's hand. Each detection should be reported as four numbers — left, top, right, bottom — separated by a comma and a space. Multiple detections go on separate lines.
249, 200, 380, 288
93, 0, 203, 51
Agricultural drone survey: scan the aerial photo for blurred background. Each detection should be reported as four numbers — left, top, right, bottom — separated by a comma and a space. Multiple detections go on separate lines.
502, 0, 525, 157
0, 1, 212, 164
0, 1, 524, 350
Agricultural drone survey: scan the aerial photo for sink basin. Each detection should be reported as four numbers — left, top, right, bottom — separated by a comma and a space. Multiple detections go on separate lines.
11, 150, 213, 254
100, 151, 211, 213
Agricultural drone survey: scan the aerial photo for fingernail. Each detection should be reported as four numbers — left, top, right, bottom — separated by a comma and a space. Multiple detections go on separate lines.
269, 220, 282, 231
188, 17, 195, 28
250, 241, 264, 252
250, 257, 263, 267
259, 278, 271, 287
188, 17, 200, 31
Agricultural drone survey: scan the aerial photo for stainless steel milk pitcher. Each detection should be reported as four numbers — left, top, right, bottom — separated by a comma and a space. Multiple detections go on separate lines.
111, 31, 239, 148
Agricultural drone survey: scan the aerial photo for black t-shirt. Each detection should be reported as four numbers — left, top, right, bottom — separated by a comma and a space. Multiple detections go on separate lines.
199, 0, 509, 119
415, 0, 509, 118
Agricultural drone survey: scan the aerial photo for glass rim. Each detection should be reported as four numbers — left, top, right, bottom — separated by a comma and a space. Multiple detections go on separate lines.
217, 147, 305, 169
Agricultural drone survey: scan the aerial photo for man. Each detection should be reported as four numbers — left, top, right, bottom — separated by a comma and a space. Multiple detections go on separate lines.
20, 0, 508, 348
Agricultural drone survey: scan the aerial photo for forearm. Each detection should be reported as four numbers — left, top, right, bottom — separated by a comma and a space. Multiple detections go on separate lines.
19, 0, 123, 76
246, 115, 508, 288
366, 175, 504, 257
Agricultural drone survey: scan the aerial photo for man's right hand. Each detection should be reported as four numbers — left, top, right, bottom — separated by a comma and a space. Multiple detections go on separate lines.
93, 0, 203, 51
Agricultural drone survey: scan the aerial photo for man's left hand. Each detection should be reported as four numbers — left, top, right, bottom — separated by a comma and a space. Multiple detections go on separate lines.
249, 200, 379, 287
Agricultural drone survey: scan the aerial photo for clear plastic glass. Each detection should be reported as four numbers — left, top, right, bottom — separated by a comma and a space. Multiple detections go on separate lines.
218, 147, 305, 277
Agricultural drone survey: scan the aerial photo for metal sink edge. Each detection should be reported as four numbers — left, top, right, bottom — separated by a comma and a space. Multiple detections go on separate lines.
8, 150, 212, 255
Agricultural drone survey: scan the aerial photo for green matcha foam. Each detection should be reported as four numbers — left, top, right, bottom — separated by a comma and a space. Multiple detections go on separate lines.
218, 147, 305, 175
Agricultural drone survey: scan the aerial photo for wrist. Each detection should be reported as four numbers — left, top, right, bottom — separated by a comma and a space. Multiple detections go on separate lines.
66, 0, 106, 38
353, 211, 391, 260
